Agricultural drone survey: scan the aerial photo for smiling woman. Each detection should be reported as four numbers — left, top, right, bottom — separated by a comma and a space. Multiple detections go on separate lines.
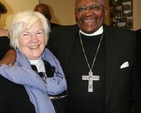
18, 21, 46, 60
0, 10, 67, 113
9, 11, 50, 60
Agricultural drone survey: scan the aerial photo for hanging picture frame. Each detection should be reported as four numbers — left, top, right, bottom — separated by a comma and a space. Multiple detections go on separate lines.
109, 0, 133, 30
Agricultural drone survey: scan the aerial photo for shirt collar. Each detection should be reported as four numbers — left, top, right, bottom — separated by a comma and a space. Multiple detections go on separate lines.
28, 57, 45, 72
80, 26, 103, 36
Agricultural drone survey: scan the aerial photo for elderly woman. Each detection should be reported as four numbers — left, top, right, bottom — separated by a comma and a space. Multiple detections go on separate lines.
0, 10, 67, 113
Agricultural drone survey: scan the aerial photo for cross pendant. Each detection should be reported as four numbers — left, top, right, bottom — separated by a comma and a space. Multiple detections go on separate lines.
82, 70, 100, 92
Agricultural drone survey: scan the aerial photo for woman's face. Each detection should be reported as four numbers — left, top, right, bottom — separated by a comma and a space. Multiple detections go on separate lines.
19, 21, 46, 60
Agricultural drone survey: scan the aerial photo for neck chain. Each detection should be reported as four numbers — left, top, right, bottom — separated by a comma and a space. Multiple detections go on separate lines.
79, 31, 103, 72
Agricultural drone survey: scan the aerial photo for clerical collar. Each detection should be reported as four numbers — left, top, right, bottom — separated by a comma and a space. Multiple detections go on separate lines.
28, 57, 45, 73
80, 26, 103, 36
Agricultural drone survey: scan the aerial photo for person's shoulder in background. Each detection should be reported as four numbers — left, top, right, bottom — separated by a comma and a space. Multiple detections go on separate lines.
50, 22, 61, 29
0, 34, 10, 60
136, 28, 141, 37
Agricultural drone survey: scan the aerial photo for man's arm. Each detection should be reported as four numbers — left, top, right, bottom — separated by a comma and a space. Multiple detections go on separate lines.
0, 49, 16, 67
0, 29, 16, 66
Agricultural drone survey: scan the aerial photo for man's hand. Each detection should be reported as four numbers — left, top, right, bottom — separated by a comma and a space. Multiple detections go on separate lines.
0, 49, 16, 67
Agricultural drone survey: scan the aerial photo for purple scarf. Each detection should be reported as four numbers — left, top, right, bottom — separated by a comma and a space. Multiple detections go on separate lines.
0, 48, 67, 113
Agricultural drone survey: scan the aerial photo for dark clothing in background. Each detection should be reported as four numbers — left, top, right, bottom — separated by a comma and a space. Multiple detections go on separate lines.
51, 22, 60, 29
0, 36, 10, 60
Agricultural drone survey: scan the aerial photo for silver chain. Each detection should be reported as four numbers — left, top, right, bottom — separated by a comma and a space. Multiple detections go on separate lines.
79, 31, 103, 71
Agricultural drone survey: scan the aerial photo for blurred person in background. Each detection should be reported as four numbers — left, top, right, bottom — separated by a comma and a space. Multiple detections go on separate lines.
34, 3, 60, 29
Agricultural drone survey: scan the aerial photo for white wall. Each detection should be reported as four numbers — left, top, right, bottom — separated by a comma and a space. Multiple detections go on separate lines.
0, 0, 39, 29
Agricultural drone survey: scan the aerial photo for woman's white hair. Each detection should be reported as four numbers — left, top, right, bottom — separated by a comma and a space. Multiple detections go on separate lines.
9, 10, 51, 49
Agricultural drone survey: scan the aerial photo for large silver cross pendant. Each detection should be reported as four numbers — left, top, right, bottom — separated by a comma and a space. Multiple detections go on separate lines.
82, 70, 100, 92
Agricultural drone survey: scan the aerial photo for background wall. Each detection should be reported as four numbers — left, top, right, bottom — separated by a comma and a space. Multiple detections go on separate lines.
0, 0, 39, 29
40, 0, 76, 25
1, 0, 140, 30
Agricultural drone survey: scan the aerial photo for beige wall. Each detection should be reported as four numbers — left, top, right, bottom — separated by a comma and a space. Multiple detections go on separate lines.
40, 0, 76, 25
40, 0, 141, 30
133, 0, 141, 30
0, 0, 39, 29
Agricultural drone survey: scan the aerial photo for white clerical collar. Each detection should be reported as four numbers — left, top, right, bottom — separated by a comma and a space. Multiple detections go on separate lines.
80, 26, 103, 36
28, 57, 45, 73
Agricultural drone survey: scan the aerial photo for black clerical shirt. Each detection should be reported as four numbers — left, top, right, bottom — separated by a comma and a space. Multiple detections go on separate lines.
66, 34, 106, 113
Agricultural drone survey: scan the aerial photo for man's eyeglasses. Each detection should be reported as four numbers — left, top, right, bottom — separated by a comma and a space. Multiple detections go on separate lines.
75, 4, 105, 13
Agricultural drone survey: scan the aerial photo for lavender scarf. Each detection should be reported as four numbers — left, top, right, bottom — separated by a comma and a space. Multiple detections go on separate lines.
0, 49, 67, 113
